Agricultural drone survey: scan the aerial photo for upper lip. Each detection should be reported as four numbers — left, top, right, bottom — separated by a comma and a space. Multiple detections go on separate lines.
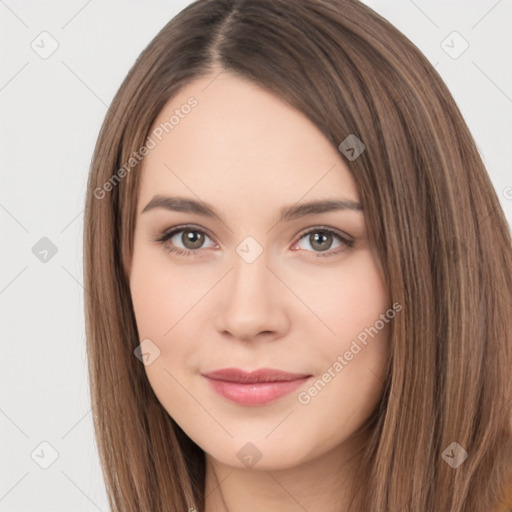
202, 367, 312, 383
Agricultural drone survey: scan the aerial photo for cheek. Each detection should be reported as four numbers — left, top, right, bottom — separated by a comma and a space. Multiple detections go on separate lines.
128, 241, 215, 382
129, 245, 197, 339
300, 251, 389, 350
294, 250, 391, 416
129, 253, 197, 421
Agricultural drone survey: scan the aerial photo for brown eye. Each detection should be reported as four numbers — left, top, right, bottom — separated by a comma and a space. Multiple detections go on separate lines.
181, 230, 205, 249
293, 227, 354, 257
309, 231, 333, 252
154, 225, 216, 256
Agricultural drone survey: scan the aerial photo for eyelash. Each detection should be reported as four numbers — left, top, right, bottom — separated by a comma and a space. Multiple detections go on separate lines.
153, 224, 354, 258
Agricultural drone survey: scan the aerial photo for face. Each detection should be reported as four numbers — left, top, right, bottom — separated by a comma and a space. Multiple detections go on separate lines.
128, 72, 391, 471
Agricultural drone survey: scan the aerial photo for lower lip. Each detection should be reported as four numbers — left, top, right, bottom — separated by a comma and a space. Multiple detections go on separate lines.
204, 376, 311, 406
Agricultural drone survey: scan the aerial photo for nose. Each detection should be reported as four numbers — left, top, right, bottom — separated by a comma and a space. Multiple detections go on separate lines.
215, 250, 291, 343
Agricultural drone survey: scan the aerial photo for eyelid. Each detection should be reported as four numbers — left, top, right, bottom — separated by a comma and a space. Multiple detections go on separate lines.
153, 223, 216, 244
153, 223, 354, 256
295, 225, 353, 243
292, 225, 354, 257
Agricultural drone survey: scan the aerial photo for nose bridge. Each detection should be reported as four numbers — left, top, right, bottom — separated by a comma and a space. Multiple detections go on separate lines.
215, 242, 289, 339
230, 244, 273, 304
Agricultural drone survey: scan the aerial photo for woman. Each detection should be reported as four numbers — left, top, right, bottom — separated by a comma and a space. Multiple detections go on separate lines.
83, 0, 512, 510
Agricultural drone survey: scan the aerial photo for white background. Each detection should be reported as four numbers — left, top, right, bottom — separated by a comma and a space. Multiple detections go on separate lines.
1, 0, 511, 510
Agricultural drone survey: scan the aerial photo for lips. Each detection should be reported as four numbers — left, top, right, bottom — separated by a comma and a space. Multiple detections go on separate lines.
201, 367, 312, 406
202, 367, 311, 383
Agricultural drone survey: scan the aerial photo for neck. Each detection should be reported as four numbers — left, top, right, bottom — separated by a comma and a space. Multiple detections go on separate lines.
203, 433, 366, 512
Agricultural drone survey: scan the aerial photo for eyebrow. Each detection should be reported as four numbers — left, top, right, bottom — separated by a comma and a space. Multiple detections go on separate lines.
141, 195, 363, 222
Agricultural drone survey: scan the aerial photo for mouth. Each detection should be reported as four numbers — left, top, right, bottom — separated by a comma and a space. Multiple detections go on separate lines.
201, 367, 313, 406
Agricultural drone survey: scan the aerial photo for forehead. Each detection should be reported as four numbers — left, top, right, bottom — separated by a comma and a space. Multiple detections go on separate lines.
138, 73, 360, 212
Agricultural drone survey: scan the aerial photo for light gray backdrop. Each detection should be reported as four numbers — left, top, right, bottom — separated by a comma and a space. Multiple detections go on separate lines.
1, 0, 511, 510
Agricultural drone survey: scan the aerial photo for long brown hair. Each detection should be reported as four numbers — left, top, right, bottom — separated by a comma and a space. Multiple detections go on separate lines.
83, 0, 512, 510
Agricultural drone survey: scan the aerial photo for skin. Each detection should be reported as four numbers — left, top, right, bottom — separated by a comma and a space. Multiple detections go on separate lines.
128, 71, 391, 512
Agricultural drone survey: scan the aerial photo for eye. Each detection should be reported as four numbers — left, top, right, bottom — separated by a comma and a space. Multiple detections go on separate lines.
292, 226, 354, 257
153, 224, 354, 258
153, 225, 216, 257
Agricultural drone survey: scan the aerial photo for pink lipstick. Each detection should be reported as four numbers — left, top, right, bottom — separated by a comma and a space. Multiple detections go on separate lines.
201, 368, 312, 406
